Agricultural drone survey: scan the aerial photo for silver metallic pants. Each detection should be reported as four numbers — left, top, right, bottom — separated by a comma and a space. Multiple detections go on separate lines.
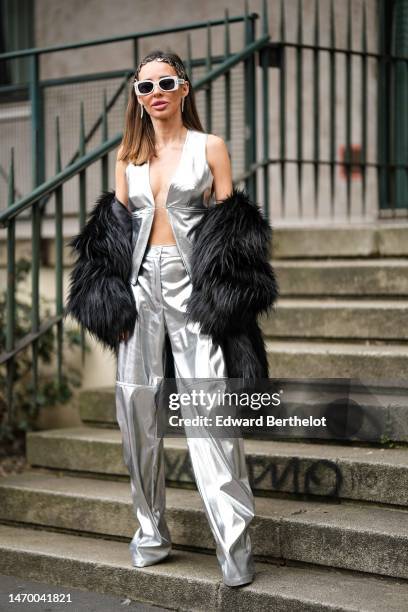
115, 243, 255, 586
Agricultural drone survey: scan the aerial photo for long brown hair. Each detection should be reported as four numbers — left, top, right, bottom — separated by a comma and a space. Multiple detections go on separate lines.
118, 49, 205, 166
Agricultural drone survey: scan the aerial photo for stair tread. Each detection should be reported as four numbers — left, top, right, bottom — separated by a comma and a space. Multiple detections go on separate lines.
273, 298, 408, 308
273, 223, 408, 230
265, 339, 408, 354
274, 259, 408, 267
0, 525, 407, 611
28, 427, 408, 465
1, 471, 407, 536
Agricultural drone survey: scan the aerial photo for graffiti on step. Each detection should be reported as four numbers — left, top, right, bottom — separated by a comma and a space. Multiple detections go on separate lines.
246, 455, 342, 497
165, 454, 342, 497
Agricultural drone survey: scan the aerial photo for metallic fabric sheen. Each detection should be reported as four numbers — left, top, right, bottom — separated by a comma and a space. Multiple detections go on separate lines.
126, 129, 214, 284
116, 131, 256, 586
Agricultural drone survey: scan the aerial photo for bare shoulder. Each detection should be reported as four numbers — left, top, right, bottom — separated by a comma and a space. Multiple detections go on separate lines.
205, 134, 233, 200
115, 144, 129, 207
206, 133, 228, 155
116, 144, 127, 164
206, 134, 230, 171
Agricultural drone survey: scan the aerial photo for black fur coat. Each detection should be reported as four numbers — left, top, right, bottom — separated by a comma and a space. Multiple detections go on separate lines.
65, 188, 279, 380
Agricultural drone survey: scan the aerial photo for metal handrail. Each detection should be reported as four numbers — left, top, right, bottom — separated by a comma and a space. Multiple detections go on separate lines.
0, 14, 257, 61
1, 32, 269, 227
0, 135, 121, 227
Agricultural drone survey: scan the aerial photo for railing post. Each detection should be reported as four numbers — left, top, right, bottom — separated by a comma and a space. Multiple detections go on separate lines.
101, 89, 109, 191
313, 0, 321, 217
243, 2, 257, 202
79, 101, 87, 364
29, 53, 45, 188
29, 53, 44, 412
281, 0, 288, 218
205, 23, 213, 134
186, 33, 193, 83
133, 37, 139, 70
6, 148, 16, 424
345, 0, 353, 218
377, 0, 389, 212
392, 0, 408, 209
223, 9, 232, 158
260, 0, 270, 221
55, 116, 64, 392
329, 0, 337, 218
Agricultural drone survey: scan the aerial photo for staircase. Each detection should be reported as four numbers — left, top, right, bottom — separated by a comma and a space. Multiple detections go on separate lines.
263, 224, 408, 382
1, 225, 408, 611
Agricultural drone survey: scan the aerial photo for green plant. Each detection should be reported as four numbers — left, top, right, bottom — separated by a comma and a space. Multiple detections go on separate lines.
0, 257, 88, 454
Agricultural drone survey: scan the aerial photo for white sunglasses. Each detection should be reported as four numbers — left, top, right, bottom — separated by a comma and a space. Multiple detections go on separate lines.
134, 76, 186, 96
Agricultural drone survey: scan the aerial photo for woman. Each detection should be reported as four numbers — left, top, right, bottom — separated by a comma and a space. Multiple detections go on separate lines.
117, 48, 258, 588
66, 49, 279, 588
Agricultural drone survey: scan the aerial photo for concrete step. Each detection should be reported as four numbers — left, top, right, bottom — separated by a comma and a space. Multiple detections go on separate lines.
26, 428, 408, 506
0, 525, 407, 611
272, 224, 408, 259
261, 298, 408, 340
265, 339, 408, 380
79, 384, 408, 443
80, 388, 117, 425
273, 259, 408, 296
1, 471, 407, 579
4, 223, 407, 262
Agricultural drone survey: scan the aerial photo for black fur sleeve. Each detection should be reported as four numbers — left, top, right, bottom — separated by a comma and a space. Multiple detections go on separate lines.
185, 187, 279, 339
64, 190, 137, 354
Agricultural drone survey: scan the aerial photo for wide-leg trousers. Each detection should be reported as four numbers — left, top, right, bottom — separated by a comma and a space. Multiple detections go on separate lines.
115, 243, 255, 586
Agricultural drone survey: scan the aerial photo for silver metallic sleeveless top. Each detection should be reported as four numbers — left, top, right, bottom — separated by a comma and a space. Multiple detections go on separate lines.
126, 128, 215, 285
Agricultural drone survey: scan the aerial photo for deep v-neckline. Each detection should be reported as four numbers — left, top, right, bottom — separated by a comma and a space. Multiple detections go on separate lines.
147, 128, 190, 208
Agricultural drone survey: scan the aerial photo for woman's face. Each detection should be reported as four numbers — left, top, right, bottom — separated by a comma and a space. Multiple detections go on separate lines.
136, 60, 189, 119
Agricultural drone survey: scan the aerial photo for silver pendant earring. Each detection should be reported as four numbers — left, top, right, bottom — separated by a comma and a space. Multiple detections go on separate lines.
140, 103, 144, 118
181, 97, 185, 113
